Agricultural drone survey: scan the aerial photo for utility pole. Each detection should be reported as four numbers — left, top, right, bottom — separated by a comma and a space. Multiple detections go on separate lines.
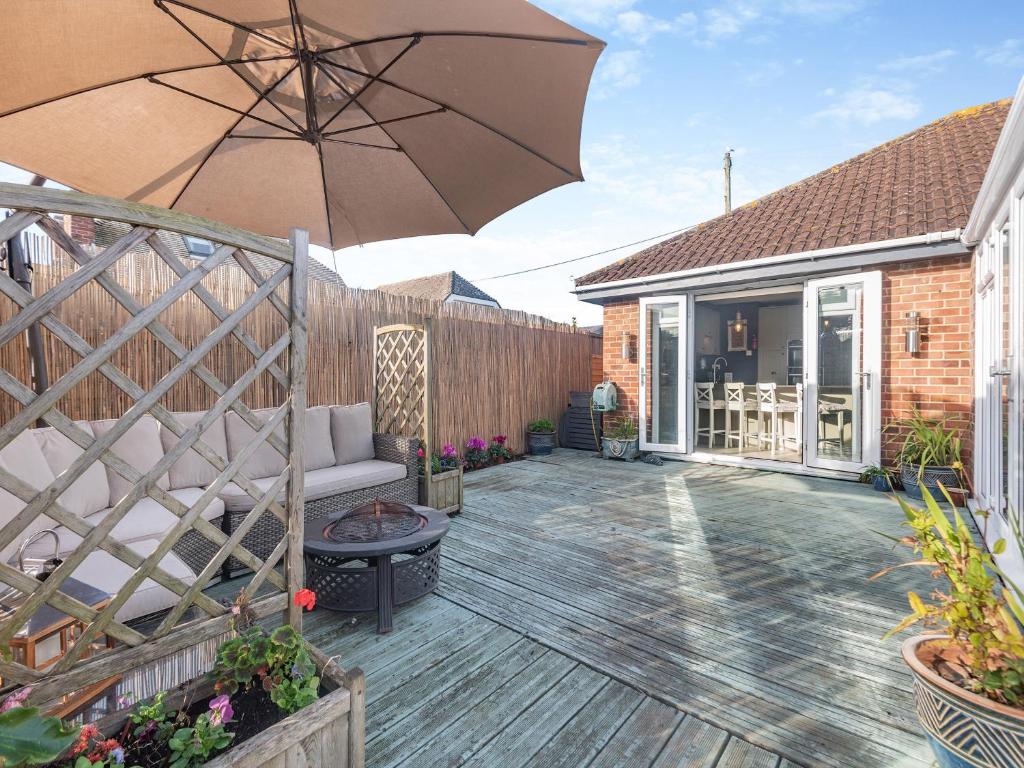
723, 149, 733, 214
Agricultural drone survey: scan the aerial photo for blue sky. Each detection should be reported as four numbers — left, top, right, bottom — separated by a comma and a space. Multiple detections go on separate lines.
2, 1, 1021, 325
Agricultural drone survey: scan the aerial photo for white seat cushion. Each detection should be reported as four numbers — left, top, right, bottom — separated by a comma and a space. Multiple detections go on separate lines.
33, 422, 110, 519
72, 539, 197, 622
79, 489, 225, 549
160, 411, 229, 491
224, 407, 287, 481
304, 406, 335, 471
90, 416, 170, 506
218, 460, 406, 512
0, 431, 60, 563
330, 403, 375, 465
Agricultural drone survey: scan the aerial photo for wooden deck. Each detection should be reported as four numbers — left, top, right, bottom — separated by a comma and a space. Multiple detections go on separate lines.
307, 450, 935, 768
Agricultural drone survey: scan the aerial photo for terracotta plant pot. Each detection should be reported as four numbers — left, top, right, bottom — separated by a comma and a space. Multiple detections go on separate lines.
902, 634, 1024, 767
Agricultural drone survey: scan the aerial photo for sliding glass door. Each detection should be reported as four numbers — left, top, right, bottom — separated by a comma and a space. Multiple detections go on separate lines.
639, 297, 688, 452
803, 272, 882, 472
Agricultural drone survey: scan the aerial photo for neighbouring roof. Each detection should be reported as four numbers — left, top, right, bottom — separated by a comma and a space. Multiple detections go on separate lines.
377, 270, 499, 306
576, 98, 1012, 287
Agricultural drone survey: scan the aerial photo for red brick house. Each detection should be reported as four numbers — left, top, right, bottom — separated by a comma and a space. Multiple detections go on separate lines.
574, 98, 1012, 484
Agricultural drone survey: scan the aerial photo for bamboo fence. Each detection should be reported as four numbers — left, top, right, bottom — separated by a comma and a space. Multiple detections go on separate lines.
0, 235, 591, 455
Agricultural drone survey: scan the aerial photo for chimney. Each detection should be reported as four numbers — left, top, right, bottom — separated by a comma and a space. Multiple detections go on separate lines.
63, 214, 96, 245
723, 149, 733, 214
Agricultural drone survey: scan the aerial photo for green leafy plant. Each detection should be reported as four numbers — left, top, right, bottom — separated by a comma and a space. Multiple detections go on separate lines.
527, 418, 555, 434
0, 705, 78, 767
128, 690, 174, 744
167, 710, 233, 768
873, 484, 1024, 707
488, 435, 512, 463
859, 465, 892, 483
607, 416, 638, 441
885, 410, 962, 468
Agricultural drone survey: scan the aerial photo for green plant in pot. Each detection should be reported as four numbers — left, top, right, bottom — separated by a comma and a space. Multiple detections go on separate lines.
886, 410, 963, 501
874, 486, 1024, 767
859, 464, 894, 492
526, 418, 556, 456
601, 416, 640, 462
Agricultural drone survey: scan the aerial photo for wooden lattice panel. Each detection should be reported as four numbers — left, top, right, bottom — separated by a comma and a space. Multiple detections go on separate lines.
372, 323, 430, 449
0, 184, 309, 703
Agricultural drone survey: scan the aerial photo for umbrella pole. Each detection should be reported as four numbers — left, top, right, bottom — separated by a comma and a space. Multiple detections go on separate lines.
4, 176, 49, 423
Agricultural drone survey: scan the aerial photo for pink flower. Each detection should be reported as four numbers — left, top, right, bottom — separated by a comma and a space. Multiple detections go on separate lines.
417, 447, 425, 458
0, 686, 31, 712
208, 694, 233, 726
442, 443, 457, 458
492, 435, 507, 445
466, 437, 487, 451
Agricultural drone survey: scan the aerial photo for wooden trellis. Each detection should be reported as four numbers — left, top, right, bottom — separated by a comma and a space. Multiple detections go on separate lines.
0, 183, 308, 704
372, 322, 430, 480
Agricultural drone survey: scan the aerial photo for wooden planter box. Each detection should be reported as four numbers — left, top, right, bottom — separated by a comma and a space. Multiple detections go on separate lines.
420, 467, 463, 514
94, 647, 365, 768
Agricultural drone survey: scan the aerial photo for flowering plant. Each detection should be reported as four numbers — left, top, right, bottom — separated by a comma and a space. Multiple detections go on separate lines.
418, 443, 460, 476
294, 588, 316, 611
488, 435, 512, 463
167, 701, 233, 768
464, 436, 490, 470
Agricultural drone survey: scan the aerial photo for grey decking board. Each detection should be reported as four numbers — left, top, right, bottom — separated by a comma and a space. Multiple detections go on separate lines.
715, 737, 782, 768
651, 716, 730, 768
588, 696, 685, 768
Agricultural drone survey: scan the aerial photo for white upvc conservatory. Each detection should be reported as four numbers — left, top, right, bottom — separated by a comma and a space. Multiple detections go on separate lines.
966, 76, 1024, 585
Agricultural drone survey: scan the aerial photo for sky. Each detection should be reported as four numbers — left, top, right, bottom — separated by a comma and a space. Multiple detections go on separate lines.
2, 1, 1023, 326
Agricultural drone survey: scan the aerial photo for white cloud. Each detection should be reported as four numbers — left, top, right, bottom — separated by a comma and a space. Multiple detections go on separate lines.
743, 60, 786, 85
977, 39, 1024, 68
813, 85, 922, 125
778, 0, 864, 22
535, 0, 638, 26
614, 10, 696, 44
879, 49, 956, 74
705, 4, 763, 40
593, 49, 645, 97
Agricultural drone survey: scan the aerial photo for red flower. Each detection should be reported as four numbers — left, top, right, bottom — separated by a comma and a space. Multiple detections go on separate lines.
417, 447, 425, 458
294, 588, 316, 611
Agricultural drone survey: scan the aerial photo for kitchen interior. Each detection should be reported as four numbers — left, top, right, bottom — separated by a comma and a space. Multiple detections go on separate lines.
693, 288, 804, 463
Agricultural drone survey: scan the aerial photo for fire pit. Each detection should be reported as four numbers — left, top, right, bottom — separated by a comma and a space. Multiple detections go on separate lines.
304, 501, 449, 634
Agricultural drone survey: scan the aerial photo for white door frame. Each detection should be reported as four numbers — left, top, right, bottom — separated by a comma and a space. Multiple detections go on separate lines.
638, 296, 688, 453
803, 271, 882, 473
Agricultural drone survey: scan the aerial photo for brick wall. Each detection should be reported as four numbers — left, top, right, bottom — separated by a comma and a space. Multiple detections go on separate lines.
597, 254, 975, 472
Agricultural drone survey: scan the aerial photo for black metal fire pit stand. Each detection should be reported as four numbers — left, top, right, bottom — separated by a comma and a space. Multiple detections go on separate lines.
304, 503, 449, 634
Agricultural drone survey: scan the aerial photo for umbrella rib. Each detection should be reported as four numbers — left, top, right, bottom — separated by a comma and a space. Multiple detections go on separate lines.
317, 30, 596, 56
315, 62, 472, 235
147, 77, 304, 136
287, 0, 309, 50
320, 59, 581, 180
169, 62, 300, 209
322, 107, 446, 137
157, 0, 294, 50
0, 56, 295, 120
157, 2, 306, 134
315, 143, 339, 248
318, 36, 421, 134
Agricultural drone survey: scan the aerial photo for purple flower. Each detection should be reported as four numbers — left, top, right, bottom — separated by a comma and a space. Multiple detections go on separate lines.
0, 686, 31, 712
441, 443, 457, 458
110, 747, 125, 765
466, 437, 487, 451
291, 663, 302, 679
208, 694, 233, 726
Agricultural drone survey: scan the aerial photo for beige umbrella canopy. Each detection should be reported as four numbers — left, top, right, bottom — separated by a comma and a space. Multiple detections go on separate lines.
0, 1, 603, 249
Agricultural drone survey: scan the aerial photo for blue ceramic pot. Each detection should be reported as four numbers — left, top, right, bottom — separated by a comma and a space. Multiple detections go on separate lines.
872, 475, 891, 492
903, 635, 1024, 768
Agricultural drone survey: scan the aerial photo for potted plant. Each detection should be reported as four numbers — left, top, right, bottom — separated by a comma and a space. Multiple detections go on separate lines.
886, 410, 963, 500
601, 416, 640, 462
859, 465, 894, 492
874, 487, 1024, 768
488, 435, 512, 465
464, 436, 490, 470
526, 419, 556, 456
418, 443, 464, 515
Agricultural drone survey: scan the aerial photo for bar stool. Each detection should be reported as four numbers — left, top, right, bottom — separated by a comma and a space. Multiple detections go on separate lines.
724, 382, 752, 452
777, 384, 803, 455
695, 382, 725, 449
756, 383, 779, 456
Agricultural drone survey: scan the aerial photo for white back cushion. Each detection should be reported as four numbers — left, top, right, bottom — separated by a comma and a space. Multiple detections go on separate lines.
33, 422, 110, 518
330, 403, 375, 466
304, 406, 335, 471
90, 415, 170, 506
160, 411, 229, 490
0, 430, 59, 562
224, 407, 287, 481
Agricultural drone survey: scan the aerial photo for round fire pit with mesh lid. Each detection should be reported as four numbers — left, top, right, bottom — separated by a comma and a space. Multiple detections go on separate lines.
304, 501, 449, 634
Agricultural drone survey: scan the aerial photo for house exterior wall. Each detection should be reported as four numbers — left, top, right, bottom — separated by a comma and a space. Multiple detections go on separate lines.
597, 254, 975, 474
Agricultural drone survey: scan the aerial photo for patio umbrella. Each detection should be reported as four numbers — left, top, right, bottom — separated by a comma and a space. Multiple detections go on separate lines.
0, 1, 603, 249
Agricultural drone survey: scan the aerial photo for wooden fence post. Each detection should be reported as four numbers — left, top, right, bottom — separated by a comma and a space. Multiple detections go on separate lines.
286, 228, 309, 630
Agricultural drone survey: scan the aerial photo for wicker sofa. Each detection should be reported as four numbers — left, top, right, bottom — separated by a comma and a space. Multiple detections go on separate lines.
1, 402, 417, 623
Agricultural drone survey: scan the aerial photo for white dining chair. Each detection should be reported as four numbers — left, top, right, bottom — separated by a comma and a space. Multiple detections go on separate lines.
695, 382, 726, 449
756, 383, 779, 456
724, 382, 752, 452
777, 384, 803, 454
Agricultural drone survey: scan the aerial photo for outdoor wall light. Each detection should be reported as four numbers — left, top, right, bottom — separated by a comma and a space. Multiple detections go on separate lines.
620, 330, 630, 360
905, 311, 921, 355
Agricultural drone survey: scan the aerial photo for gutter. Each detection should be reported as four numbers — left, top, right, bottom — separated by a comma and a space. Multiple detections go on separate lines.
574, 228, 964, 300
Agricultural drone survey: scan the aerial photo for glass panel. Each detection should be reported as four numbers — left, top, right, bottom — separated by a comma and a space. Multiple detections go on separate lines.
645, 302, 679, 445
815, 283, 863, 463
1001, 226, 1012, 514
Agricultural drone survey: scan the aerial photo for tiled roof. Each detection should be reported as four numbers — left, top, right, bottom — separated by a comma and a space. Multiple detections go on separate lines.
576, 98, 1012, 287
377, 271, 499, 305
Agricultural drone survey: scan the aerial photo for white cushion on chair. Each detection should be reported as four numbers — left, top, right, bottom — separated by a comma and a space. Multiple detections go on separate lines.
330, 403, 375, 465
224, 407, 287, 481
79, 489, 225, 549
160, 411, 229, 491
0, 430, 60, 563
90, 416, 170, 507
33, 422, 110, 518
304, 406, 335, 471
